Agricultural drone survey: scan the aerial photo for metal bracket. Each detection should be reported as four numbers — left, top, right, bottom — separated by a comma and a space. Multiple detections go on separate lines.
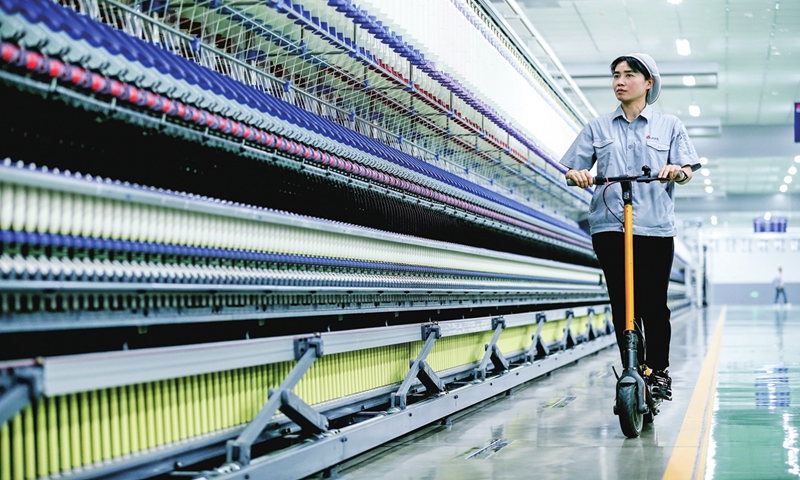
390, 324, 444, 410
475, 317, 509, 380
279, 390, 329, 434
295, 336, 324, 360
492, 317, 506, 331
0, 365, 44, 427
525, 313, 549, 362
559, 310, 577, 351
226, 336, 327, 466
584, 308, 597, 341
603, 305, 615, 335
422, 323, 442, 340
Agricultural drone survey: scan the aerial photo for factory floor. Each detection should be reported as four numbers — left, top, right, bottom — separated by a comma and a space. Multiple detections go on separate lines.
331, 304, 800, 480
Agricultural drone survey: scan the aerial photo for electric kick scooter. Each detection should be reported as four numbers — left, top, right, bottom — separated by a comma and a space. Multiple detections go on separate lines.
568, 165, 697, 438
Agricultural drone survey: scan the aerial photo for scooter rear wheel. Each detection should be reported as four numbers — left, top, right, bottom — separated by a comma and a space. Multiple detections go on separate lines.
617, 384, 643, 438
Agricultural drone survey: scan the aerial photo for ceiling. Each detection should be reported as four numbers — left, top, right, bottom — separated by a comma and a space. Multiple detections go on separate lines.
488, 0, 800, 230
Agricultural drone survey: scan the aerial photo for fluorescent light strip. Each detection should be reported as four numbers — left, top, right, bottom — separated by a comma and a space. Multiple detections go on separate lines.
676, 39, 692, 56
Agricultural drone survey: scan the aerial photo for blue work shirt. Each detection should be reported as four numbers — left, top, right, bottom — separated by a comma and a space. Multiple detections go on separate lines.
560, 104, 698, 237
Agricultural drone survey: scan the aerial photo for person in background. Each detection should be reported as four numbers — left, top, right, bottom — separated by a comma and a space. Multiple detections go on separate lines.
774, 267, 788, 305
560, 53, 698, 401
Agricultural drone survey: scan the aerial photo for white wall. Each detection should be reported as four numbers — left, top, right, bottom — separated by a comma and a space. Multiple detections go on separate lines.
709, 251, 800, 284
706, 234, 800, 283
705, 233, 800, 304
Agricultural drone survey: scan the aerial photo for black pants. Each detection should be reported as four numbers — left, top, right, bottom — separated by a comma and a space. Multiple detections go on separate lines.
775, 287, 787, 304
592, 232, 674, 371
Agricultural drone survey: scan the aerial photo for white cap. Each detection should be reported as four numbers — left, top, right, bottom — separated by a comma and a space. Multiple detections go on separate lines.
613, 53, 661, 104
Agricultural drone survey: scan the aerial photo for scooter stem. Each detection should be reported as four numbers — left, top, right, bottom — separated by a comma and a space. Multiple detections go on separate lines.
622, 182, 634, 332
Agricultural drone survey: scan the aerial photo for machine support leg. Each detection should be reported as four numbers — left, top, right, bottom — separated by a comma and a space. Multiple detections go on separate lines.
475, 317, 509, 380
604, 305, 615, 335
560, 310, 576, 351
226, 336, 327, 466
391, 324, 445, 410
585, 308, 597, 341
526, 313, 549, 362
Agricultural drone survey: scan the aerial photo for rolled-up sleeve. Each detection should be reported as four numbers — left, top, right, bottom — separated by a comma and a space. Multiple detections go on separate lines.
669, 120, 699, 166
560, 124, 596, 172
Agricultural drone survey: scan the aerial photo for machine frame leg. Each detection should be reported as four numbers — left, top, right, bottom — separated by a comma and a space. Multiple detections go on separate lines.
603, 305, 615, 335
390, 324, 445, 410
584, 308, 597, 341
226, 336, 327, 466
475, 317, 509, 380
560, 310, 577, 351
526, 312, 549, 362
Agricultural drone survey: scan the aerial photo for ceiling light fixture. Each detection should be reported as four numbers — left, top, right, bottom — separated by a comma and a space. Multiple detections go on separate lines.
699, 157, 708, 165
701, 168, 710, 177
765, 212, 772, 221
682, 75, 696, 86
667, 0, 682, 4
780, 184, 789, 193
790, 166, 797, 175
711, 215, 718, 225
704, 179, 711, 185
794, 155, 800, 163
676, 39, 691, 56
688, 104, 701, 117
785, 176, 793, 184
705, 186, 713, 194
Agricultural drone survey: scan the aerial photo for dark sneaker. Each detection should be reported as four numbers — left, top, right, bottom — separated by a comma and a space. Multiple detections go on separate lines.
650, 369, 672, 401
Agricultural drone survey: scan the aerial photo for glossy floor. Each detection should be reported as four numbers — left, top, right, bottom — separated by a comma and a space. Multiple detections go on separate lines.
325, 306, 800, 480
708, 305, 800, 480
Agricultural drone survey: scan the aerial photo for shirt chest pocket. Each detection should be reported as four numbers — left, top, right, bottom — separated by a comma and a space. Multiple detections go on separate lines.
593, 138, 615, 166
646, 139, 670, 166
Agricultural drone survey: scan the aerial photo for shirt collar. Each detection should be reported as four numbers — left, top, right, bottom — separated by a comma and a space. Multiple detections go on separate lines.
613, 104, 653, 122
640, 104, 653, 120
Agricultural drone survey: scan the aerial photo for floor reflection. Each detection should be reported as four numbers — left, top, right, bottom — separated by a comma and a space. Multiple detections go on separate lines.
706, 305, 800, 480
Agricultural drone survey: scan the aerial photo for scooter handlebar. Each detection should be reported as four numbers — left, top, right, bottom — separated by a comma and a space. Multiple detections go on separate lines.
566, 170, 689, 187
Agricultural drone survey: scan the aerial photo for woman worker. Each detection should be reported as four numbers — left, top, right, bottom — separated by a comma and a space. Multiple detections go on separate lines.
560, 53, 698, 401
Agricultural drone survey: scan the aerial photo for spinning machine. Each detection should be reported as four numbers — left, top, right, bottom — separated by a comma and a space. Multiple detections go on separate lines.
0, 0, 694, 478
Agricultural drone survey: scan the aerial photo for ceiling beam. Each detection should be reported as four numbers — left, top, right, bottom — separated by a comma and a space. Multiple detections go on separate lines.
693, 125, 798, 158
563, 62, 719, 77
563, 62, 719, 89
676, 194, 800, 220
683, 117, 722, 137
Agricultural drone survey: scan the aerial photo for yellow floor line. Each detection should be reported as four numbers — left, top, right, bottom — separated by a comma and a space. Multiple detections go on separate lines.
663, 306, 727, 480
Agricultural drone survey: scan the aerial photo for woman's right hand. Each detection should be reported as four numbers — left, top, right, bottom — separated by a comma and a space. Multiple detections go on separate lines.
565, 169, 593, 188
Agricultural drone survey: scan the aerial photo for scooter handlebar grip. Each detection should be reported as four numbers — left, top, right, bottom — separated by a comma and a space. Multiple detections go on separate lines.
566, 177, 605, 186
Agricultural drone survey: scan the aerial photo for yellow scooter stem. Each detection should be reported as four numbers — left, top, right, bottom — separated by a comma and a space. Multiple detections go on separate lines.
624, 203, 634, 332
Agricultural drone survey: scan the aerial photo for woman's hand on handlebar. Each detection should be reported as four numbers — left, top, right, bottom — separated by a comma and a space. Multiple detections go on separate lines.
566, 169, 593, 188
658, 164, 690, 184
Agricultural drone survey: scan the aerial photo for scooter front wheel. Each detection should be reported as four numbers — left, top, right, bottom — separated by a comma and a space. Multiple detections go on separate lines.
617, 384, 643, 438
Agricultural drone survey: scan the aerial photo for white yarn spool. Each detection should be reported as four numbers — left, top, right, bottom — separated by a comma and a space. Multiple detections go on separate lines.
0, 183, 12, 231
48, 190, 62, 235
